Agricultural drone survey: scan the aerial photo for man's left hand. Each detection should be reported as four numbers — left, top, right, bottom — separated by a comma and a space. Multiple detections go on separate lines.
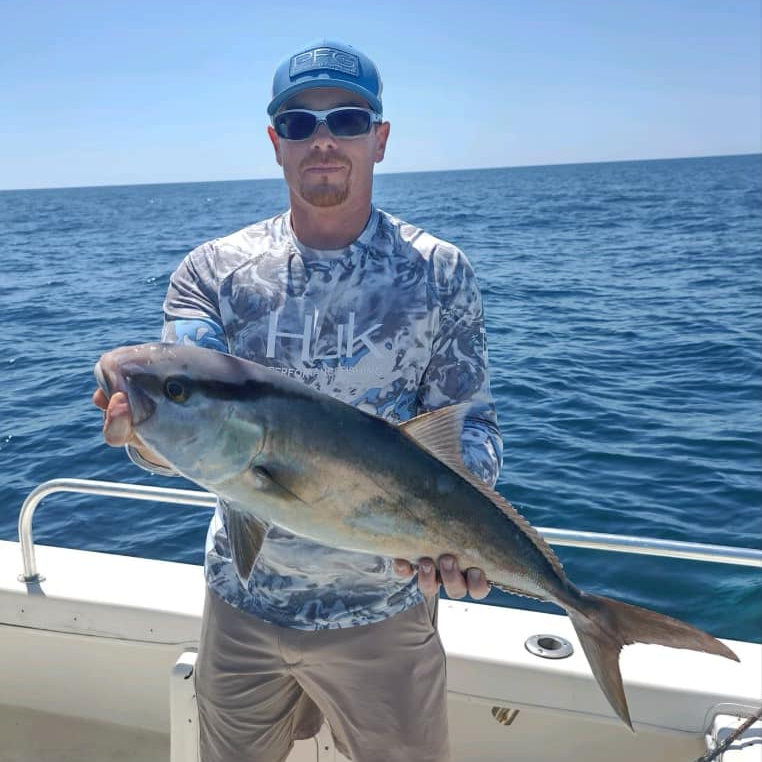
393, 555, 490, 599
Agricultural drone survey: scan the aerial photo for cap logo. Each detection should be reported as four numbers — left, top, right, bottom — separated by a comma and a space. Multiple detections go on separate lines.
290, 47, 360, 79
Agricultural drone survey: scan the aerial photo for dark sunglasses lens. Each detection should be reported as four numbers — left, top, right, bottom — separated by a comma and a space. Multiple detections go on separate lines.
275, 112, 317, 140
326, 109, 372, 137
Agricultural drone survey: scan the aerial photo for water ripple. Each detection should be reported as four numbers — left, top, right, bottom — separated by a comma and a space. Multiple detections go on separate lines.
1, 156, 760, 641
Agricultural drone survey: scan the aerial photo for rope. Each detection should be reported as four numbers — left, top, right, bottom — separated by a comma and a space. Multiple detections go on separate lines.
693, 706, 762, 762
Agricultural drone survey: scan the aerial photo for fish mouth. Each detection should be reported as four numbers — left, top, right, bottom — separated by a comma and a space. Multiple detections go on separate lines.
94, 352, 127, 400
94, 352, 156, 427
94, 360, 112, 399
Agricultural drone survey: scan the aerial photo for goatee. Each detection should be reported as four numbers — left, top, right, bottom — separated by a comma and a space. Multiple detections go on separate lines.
300, 183, 350, 207
299, 152, 351, 208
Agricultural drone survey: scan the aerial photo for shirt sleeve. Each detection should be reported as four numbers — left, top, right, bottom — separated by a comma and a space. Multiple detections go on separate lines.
418, 246, 503, 488
126, 243, 229, 474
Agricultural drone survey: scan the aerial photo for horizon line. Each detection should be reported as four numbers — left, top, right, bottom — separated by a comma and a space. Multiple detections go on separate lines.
2, 151, 759, 193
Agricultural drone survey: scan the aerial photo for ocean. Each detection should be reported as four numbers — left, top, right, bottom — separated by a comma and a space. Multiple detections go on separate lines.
1, 154, 760, 643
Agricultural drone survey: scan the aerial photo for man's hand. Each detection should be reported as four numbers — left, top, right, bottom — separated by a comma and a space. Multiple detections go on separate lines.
92, 388, 172, 469
393, 555, 490, 600
93, 388, 138, 447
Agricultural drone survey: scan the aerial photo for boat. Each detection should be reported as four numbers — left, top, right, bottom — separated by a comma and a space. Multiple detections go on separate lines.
2, 477, 760, 761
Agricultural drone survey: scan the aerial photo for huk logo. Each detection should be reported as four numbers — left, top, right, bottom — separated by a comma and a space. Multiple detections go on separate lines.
266, 310, 382, 361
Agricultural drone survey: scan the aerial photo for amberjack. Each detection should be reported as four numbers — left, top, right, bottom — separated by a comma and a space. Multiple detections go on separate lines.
95, 342, 739, 729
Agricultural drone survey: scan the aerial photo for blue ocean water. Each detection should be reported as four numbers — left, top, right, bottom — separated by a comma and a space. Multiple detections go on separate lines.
1, 154, 760, 642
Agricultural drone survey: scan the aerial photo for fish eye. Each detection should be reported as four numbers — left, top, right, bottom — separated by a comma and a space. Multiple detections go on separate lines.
163, 376, 191, 403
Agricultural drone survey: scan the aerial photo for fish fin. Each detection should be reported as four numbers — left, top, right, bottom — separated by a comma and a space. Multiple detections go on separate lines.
224, 464, 311, 584
244, 464, 312, 507
567, 592, 739, 729
400, 404, 471, 468
491, 582, 546, 601
225, 503, 269, 586
402, 404, 567, 580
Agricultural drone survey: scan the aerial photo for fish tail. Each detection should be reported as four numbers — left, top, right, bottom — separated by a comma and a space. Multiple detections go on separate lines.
567, 591, 739, 729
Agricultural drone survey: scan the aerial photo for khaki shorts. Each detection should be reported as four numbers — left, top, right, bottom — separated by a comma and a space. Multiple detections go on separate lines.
195, 589, 450, 762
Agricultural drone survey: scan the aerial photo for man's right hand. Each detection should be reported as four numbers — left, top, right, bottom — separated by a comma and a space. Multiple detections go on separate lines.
93, 388, 138, 447
92, 389, 172, 470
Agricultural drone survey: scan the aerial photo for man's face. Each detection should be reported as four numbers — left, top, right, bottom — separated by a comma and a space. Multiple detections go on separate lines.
268, 87, 389, 209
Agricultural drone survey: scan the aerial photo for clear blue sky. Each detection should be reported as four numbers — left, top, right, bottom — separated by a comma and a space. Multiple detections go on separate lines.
1, 0, 759, 189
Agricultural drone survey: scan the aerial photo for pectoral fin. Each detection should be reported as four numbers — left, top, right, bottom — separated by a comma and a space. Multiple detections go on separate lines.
225, 505, 269, 586
224, 465, 308, 585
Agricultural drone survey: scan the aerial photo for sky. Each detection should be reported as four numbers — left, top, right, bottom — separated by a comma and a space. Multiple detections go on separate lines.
1, 0, 760, 190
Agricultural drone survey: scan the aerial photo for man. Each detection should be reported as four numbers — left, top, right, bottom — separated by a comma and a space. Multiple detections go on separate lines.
94, 40, 502, 762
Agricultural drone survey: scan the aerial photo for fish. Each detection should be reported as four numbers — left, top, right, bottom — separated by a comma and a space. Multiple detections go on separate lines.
94, 341, 739, 729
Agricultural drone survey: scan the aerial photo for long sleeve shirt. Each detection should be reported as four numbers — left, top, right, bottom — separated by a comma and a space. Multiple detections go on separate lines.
131, 206, 502, 629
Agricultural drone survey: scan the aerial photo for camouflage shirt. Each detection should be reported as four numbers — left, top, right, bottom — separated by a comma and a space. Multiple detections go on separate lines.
133, 206, 502, 630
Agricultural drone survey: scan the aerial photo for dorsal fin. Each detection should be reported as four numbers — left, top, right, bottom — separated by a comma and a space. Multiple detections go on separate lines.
399, 404, 471, 469
451, 460, 566, 579
401, 405, 565, 579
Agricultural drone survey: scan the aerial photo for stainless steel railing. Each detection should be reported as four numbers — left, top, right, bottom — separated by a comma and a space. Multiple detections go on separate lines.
537, 527, 762, 567
17, 478, 216, 582
16, 477, 762, 584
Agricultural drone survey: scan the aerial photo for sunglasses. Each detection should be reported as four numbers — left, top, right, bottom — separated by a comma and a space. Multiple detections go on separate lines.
272, 107, 382, 141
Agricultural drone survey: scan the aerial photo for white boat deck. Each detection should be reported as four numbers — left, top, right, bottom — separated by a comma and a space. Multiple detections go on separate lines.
0, 686, 712, 762
0, 704, 169, 762
2, 537, 760, 761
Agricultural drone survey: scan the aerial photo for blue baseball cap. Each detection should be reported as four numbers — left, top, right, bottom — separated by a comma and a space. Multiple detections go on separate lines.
267, 40, 383, 117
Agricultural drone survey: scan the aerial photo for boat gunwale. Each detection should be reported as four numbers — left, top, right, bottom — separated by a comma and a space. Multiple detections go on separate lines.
16, 478, 762, 584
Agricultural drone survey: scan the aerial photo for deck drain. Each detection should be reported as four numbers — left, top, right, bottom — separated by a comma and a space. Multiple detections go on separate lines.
524, 633, 574, 659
